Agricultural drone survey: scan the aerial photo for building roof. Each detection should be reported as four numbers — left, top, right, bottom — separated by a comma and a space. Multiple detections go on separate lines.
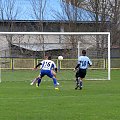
1, 0, 101, 21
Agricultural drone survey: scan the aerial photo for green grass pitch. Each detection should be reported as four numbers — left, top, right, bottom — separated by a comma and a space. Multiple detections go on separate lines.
0, 69, 120, 120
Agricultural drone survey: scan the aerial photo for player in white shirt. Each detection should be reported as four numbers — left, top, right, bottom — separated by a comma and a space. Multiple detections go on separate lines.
30, 56, 59, 90
74, 50, 92, 90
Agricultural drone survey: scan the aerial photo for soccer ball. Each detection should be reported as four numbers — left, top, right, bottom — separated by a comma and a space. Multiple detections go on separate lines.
58, 56, 63, 60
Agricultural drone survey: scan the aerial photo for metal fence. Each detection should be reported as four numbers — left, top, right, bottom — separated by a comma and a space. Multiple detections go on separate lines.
0, 58, 120, 70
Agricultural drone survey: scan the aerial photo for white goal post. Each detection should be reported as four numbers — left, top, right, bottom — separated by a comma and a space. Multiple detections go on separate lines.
0, 32, 110, 81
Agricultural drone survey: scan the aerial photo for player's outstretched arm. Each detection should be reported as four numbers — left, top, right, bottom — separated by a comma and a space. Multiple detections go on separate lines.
33, 63, 42, 70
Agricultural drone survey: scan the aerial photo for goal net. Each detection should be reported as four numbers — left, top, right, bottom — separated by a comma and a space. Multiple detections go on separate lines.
78, 32, 110, 80
0, 32, 110, 82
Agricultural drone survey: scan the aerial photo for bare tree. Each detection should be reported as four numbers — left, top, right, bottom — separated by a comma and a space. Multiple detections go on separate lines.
53, 0, 86, 32
52, 0, 87, 58
0, 0, 21, 57
86, 0, 109, 57
81, 0, 120, 47
30, 0, 47, 57
109, 0, 120, 46
67, 0, 119, 58
0, 0, 20, 31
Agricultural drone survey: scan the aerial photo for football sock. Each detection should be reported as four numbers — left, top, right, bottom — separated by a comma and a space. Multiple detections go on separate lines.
80, 80, 82, 88
52, 77, 57, 86
76, 78, 79, 85
37, 78, 41, 86
74, 77, 79, 89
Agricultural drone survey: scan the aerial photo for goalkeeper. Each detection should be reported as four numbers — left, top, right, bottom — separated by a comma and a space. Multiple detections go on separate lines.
74, 50, 92, 90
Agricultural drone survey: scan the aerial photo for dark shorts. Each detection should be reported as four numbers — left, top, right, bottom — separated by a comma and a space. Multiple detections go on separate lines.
75, 69, 87, 78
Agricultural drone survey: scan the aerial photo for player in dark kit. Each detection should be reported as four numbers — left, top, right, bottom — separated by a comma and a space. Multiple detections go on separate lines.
74, 50, 92, 90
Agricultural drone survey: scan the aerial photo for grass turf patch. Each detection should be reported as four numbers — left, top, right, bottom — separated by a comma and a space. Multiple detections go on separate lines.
0, 70, 120, 120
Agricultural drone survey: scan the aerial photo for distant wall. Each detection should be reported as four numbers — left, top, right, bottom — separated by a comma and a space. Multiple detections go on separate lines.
111, 48, 120, 58
0, 37, 9, 57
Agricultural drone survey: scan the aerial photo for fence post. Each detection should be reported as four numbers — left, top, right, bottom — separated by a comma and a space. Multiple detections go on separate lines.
11, 58, 14, 71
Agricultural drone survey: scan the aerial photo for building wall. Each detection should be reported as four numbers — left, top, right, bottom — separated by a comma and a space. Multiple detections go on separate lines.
0, 37, 9, 57
0, 20, 111, 58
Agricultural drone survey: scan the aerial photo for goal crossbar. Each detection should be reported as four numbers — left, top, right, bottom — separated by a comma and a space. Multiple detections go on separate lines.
0, 32, 110, 35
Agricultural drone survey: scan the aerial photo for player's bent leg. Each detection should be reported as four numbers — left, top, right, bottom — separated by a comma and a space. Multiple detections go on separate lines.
36, 71, 45, 87
79, 70, 86, 90
52, 70, 56, 78
52, 76, 59, 90
30, 79, 36, 85
75, 71, 79, 90
52, 76, 57, 86
79, 80, 83, 90
30, 76, 40, 85
79, 78, 83, 90
52, 70, 59, 85
47, 70, 59, 90
75, 77, 79, 90
36, 75, 42, 87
